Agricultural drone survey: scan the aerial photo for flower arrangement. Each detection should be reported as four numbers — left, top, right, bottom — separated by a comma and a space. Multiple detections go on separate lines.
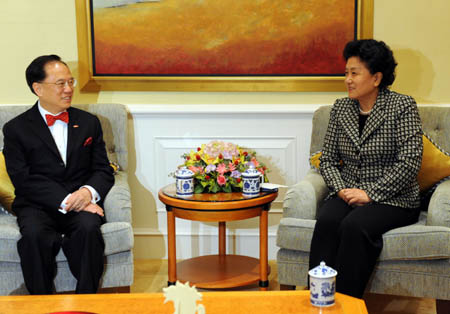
177, 140, 269, 193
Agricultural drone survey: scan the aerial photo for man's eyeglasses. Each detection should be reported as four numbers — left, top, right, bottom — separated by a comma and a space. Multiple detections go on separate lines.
39, 79, 77, 89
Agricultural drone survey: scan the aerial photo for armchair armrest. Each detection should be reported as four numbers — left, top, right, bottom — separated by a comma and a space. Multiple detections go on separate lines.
283, 169, 328, 220
103, 171, 132, 223
427, 179, 450, 228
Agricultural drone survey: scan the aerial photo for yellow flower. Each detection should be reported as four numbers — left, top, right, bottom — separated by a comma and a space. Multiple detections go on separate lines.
201, 153, 212, 164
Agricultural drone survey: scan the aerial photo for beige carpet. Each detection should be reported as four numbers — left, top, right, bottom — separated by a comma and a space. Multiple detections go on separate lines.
132, 259, 435, 314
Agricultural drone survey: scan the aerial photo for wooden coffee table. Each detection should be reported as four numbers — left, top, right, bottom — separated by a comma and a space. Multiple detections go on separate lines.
158, 184, 278, 290
0, 291, 368, 313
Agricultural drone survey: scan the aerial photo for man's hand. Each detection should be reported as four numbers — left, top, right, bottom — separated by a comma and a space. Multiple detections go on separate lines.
338, 188, 372, 206
83, 203, 104, 217
65, 188, 92, 212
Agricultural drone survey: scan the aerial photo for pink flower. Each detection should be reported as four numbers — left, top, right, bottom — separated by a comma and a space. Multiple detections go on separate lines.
189, 166, 203, 174
228, 163, 236, 172
217, 175, 227, 186
217, 163, 227, 175
251, 157, 260, 167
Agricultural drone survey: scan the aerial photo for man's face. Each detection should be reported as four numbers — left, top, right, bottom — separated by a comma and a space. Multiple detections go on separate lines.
33, 61, 74, 114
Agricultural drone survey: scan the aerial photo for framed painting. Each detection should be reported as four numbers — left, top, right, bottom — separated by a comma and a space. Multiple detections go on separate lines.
75, 0, 373, 92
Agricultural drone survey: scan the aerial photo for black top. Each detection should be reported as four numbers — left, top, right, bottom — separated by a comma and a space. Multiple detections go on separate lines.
359, 114, 369, 136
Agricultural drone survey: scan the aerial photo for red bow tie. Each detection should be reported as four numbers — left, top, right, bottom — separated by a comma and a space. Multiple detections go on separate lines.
45, 112, 69, 126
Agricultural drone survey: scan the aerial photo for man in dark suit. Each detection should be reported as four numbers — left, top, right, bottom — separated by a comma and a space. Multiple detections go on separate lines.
2, 55, 114, 294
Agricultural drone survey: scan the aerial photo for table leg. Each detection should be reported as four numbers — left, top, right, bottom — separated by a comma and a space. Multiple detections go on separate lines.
167, 208, 177, 286
259, 209, 269, 290
219, 221, 226, 256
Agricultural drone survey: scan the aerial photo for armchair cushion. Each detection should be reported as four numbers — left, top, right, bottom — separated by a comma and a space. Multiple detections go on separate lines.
428, 180, 450, 228
277, 213, 450, 261
418, 134, 450, 192
104, 172, 132, 223
381, 222, 450, 260
0, 215, 133, 263
276, 217, 315, 252
0, 152, 15, 215
0, 215, 19, 262
283, 169, 328, 220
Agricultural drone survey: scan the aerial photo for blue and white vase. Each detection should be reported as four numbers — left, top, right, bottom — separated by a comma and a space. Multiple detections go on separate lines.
175, 167, 194, 197
308, 261, 338, 307
242, 164, 261, 197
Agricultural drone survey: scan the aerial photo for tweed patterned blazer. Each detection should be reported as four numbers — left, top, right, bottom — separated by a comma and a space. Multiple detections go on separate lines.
320, 88, 423, 209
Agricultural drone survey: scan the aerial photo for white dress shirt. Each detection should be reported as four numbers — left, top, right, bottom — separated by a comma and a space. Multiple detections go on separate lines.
38, 102, 100, 213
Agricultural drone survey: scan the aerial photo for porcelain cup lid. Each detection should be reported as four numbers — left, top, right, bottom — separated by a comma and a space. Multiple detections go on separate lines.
175, 167, 194, 178
242, 164, 260, 178
308, 261, 337, 278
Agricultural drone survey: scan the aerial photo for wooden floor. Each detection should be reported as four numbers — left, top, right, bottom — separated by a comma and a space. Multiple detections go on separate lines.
132, 259, 436, 314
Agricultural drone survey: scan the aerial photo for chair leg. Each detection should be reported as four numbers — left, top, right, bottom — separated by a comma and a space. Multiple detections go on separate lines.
279, 284, 296, 290
436, 299, 450, 314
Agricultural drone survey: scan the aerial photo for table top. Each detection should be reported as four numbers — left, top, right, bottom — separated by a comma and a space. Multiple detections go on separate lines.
159, 183, 278, 211
0, 291, 368, 314
161, 183, 277, 202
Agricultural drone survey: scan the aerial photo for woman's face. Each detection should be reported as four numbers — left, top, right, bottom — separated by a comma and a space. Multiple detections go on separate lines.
345, 56, 381, 105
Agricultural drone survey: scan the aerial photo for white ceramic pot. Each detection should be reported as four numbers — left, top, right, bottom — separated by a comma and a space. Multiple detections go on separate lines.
175, 167, 194, 197
242, 164, 260, 197
308, 261, 338, 307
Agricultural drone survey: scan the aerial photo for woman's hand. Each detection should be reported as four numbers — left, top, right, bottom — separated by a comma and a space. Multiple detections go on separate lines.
337, 189, 350, 203
338, 188, 372, 206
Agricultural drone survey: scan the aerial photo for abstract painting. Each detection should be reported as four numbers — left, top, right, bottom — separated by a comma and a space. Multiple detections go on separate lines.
91, 0, 355, 75
76, 0, 372, 91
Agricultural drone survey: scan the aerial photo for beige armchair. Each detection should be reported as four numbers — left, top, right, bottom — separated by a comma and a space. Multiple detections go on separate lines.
276, 106, 450, 313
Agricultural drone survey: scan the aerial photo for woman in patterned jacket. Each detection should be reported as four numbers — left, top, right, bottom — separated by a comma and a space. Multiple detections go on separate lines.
309, 39, 423, 298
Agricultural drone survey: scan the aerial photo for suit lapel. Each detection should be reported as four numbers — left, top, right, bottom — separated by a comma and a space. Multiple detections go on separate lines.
66, 107, 82, 164
360, 89, 387, 144
340, 99, 361, 149
26, 103, 63, 162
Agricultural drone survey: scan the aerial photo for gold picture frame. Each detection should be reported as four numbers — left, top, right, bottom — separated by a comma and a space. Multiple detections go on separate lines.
75, 0, 373, 92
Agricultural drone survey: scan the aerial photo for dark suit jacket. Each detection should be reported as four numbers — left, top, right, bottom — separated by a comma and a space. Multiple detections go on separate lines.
2, 102, 114, 216
320, 88, 423, 209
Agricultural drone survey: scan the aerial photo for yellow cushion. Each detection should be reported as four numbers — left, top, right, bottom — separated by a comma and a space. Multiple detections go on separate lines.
309, 150, 322, 170
418, 135, 450, 192
0, 152, 15, 214
309, 134, 450, 193
110, 161, 120, 175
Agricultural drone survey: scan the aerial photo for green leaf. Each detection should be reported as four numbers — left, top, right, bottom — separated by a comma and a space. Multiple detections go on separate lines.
210, 184, 219, 193
194, 185, 204, 194
223, 185, 232, 193
200, 181, 208, 187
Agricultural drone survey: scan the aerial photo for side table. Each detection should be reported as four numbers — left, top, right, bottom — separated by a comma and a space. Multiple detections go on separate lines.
158, 184, 278, 290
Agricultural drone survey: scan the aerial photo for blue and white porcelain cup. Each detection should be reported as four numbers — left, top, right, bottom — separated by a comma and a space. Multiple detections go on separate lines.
309, 261, 338, 307
175, 167, 194, 197
242, 164, 261, 197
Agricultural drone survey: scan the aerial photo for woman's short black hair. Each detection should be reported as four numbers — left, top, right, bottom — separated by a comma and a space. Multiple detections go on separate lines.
25, 55, 67, 95
343, 39, 397, 89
